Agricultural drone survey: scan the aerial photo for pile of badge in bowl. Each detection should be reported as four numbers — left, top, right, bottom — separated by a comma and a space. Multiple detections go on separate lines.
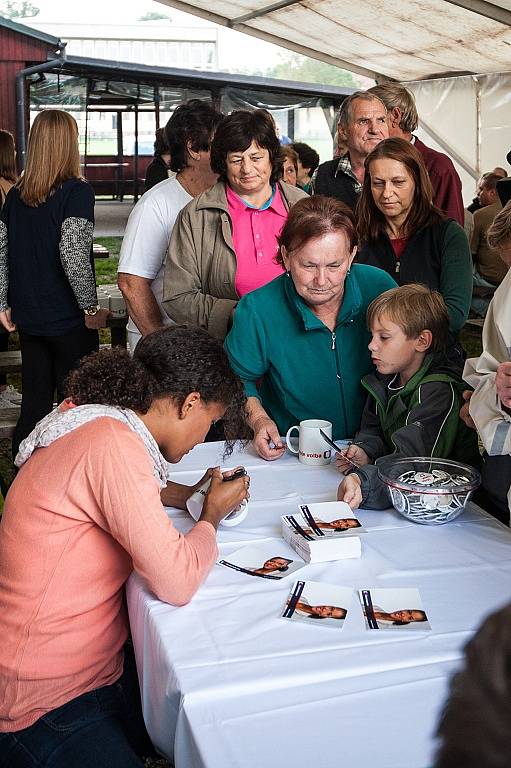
377, 457, 481, 525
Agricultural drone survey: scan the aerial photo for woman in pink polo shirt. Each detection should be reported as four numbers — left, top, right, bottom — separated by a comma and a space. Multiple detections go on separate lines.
0, 325, 249, 768
163, 109, 307, 340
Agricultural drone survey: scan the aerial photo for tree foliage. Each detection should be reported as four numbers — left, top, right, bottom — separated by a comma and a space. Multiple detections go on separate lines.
0, 0, 39, 18
138, 11, 170, 21
263, 53, 359, 88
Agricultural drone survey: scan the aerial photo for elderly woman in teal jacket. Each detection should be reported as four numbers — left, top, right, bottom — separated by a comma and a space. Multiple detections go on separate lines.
225, 196, 396, 460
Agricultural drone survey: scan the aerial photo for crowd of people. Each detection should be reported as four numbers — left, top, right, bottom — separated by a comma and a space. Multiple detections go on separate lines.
0, 84, 509, 766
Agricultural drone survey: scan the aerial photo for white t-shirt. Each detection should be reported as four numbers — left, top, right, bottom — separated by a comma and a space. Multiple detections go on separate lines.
118, 176, 192, 340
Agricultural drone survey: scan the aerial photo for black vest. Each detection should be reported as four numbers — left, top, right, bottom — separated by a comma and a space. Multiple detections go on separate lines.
357, 219, 451, 290
314, 160, 359, 211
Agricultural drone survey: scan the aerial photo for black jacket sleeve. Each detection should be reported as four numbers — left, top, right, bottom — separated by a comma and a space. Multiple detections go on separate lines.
351, 394, 387, 461
351, 381, 460, 510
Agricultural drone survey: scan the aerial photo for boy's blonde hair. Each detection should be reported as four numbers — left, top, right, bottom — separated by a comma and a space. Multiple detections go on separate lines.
367, 284, 449, 352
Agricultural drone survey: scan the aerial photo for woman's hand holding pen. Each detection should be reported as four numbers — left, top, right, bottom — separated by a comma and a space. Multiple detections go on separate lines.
335, 444, 369, 473
200, 467, 250, 530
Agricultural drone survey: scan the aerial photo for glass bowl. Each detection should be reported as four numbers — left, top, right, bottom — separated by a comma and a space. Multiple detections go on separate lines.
377, 457, 481, 525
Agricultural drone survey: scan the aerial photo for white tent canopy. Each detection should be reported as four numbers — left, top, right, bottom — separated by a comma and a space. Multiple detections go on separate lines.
158, 0, 511, 196
157, 0, 511, 81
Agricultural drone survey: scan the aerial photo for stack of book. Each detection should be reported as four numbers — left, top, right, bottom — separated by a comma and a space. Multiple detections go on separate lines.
281, 501, 363, 563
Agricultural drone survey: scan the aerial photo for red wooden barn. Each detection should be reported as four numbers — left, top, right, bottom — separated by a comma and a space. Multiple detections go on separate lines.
0, 16, 63, 139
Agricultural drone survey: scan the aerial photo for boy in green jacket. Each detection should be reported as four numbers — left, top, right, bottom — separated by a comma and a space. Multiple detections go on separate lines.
337, 284, 480, 509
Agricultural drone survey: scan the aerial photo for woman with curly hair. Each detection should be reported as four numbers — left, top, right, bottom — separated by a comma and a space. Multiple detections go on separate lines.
0, 325, 249, 768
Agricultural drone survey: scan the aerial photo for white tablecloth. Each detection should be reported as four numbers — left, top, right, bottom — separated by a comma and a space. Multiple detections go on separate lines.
126, 441, 511, 768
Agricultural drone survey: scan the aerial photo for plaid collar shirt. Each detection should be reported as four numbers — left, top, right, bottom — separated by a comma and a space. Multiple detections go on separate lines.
334, 154, 362, 194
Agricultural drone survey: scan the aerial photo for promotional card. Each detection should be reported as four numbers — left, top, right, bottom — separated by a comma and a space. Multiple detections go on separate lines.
359, 587, 431, 631
217, 544, 305, 580
281, 580, 353, 628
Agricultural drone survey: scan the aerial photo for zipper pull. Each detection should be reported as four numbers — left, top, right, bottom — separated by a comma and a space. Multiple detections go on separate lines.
395, 261, 400, 274
331, 331, 336, 350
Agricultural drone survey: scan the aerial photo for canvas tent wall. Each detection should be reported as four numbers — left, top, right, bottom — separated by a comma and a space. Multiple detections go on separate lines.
157, 0, 511, 201
406, 73, 511, 204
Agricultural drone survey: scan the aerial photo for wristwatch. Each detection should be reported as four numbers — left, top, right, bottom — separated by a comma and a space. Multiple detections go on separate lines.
84, 304, 101, 316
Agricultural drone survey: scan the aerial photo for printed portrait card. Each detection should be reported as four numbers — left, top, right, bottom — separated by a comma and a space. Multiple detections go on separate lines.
282, 501, 363, 563
217, 543, 305, 580
281, 580, 353, 629
359, 587, 431, 631
292, 501, 364, 538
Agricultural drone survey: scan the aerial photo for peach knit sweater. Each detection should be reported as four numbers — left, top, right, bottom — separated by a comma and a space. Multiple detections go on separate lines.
0, 417, 217, 732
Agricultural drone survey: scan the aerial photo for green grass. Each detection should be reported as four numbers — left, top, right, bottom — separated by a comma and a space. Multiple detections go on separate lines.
460, 327, 483, 360
95, 237, 122, 259
94, 237, 123, 285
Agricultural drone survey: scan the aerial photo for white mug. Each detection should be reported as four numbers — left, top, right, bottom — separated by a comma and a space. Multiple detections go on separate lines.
285, 419, 333, 466
186, 478, 249, 527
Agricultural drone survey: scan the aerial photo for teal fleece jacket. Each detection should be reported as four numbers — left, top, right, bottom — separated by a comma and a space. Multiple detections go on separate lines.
225, 265, 396, 439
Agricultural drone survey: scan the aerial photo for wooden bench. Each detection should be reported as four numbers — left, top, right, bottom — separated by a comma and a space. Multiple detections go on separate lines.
465, 317, 485, 333
0, 406, 20, 440
0, 350, 22, 376
0, 321, 126, 379
93, 243, 110, 259
0, 334, 127, 441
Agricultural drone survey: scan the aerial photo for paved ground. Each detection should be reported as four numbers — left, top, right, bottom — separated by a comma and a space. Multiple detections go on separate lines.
94, 200, 134, 237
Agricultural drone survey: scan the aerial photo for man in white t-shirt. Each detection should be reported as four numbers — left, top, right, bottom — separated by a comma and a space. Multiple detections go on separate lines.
118, 100, 222, 350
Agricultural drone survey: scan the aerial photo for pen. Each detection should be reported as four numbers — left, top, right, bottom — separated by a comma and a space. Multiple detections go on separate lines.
222, 467, 247, 482
319, 429, 359, 469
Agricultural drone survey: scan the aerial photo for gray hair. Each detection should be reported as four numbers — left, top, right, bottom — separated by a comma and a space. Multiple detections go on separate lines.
337, 91, 386, 132
368, 83, 419, 133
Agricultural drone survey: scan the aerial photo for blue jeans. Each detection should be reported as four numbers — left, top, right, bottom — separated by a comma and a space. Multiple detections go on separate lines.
0, 643, 156, 768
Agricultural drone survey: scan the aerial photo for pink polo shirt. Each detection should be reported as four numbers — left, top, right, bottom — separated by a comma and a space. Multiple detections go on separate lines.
226, 184, 287, 296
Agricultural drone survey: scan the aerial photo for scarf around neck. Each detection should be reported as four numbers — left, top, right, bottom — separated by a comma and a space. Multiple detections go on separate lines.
15, 402, 169, 488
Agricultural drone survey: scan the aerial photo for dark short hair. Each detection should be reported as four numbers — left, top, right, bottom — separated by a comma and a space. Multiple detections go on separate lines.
292, 142, 320, 174
210, 109, 282, 185
165, 99, 223, 173
480, 172, 501, 192
65, 325, 247, 453
357, 137, 444, 243
276, 195, 357, 266
153, 127, 169, 157
280, 145, 299, 174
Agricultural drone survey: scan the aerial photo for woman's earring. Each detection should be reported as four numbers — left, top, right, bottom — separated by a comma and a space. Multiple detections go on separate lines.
346, 268, 351, 276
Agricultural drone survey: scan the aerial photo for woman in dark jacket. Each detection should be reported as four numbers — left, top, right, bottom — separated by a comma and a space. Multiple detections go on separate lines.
0, 109, 110, 456
356, 138, 472, 364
